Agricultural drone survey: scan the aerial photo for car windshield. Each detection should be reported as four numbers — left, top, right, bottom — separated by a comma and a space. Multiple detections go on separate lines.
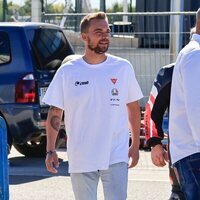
26, 27, 73, 70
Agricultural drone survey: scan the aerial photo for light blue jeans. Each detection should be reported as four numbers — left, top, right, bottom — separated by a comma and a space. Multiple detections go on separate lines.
173, 152, 200, 200
70, 162, 128, 200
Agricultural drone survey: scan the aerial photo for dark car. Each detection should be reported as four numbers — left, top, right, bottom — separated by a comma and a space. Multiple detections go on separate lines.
0, 22, 74, 157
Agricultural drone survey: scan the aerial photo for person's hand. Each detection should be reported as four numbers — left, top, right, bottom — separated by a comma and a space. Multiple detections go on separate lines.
128, 146, 139, 168
45, 151, 60, 173
151, 144, 169, 167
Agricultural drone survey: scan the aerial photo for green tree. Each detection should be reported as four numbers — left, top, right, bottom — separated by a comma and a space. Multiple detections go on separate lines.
7, 1, 20, 21
106, 2, 123, 13
19, 0, 31, 16
45, 3, 65, 13
7, 0, 30, 20
106, 2, 135, 13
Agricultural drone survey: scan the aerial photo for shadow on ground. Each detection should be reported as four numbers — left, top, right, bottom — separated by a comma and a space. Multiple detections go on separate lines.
9, 156, 70, 185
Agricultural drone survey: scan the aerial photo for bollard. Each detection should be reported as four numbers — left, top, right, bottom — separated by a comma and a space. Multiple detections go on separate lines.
0, 117, 9, 200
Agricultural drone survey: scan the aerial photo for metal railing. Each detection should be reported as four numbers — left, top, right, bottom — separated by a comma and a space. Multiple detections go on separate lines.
0, 117, 9, 200
42, 11, 196, 106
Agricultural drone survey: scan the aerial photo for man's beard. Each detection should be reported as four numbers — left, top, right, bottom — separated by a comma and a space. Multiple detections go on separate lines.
88, 39, 109, 54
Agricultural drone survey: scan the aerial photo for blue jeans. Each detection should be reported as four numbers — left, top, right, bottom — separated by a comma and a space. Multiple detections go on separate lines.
173, 153, 200, 200
70, 162, 128, 200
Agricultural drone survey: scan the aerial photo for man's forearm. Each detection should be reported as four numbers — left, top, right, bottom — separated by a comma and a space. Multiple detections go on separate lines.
46, 106, 63, 151
127, 101, 141, 148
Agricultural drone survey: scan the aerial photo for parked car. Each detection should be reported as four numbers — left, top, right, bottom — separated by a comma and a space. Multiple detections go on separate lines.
0, 22, 74, 157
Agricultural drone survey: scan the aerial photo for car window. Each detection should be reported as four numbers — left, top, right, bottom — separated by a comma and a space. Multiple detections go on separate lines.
0, 32, 11, 65
26, 28, 73, 70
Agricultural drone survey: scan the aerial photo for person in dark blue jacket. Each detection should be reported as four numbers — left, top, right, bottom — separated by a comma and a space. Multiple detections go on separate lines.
144, 63, 185, 200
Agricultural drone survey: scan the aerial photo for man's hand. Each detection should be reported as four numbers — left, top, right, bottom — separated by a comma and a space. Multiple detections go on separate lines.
127, 101, 141, 169
45, 151, 60, 173
128, 146, 139, 168
151, 144, 169, 167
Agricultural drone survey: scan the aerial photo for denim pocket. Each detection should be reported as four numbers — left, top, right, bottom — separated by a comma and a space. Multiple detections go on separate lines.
189, 157, 200, 169
188, 154, 200, 183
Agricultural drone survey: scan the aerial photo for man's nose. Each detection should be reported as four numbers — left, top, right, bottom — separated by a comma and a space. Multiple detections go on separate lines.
102, 32, 110, 38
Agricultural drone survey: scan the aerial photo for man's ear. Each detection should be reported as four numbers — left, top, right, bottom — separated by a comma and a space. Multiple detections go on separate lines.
196, 8, 200, 34
81, 32, 87, 41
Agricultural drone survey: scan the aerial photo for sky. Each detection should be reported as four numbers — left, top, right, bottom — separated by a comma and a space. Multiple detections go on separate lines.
7, 0, 125, 9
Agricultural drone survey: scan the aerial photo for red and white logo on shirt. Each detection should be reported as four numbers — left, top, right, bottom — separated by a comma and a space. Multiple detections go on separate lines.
111, 78, 117, 84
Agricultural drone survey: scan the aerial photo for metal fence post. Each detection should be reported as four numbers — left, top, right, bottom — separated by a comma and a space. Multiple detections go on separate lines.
0, 116, 9, 200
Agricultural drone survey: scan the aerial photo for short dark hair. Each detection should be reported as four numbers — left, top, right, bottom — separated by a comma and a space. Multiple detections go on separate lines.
80, 12, 108, 33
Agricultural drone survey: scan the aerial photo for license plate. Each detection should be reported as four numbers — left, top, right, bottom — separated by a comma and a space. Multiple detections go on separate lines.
39, 87, 48, 106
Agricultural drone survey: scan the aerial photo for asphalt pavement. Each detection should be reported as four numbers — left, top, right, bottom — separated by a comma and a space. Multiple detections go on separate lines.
8, 148, 171, 200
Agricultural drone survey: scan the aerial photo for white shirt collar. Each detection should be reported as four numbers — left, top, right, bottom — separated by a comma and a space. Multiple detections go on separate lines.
191, 33, 200, 43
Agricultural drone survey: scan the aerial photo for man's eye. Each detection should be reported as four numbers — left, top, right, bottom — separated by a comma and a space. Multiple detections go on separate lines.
95, 32, 102, 36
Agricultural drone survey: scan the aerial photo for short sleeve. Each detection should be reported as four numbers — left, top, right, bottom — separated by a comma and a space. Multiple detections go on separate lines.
127, 64, 143, 103
42, 67, 64, 110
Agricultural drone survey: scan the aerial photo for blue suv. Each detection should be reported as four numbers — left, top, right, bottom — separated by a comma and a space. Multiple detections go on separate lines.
0, 22, 74, 157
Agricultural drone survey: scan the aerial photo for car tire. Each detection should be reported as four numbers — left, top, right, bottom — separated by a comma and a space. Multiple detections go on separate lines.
13, 136, 46, 157
13, 130, 67, 157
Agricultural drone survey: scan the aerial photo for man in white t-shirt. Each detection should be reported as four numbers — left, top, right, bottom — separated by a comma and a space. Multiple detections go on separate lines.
169, 8, 200, 200
43, 12, 143, 200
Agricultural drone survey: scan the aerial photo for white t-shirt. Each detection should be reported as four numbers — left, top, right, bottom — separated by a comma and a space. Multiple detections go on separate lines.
43, 54, 143, 173
169, 34, 200, 165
